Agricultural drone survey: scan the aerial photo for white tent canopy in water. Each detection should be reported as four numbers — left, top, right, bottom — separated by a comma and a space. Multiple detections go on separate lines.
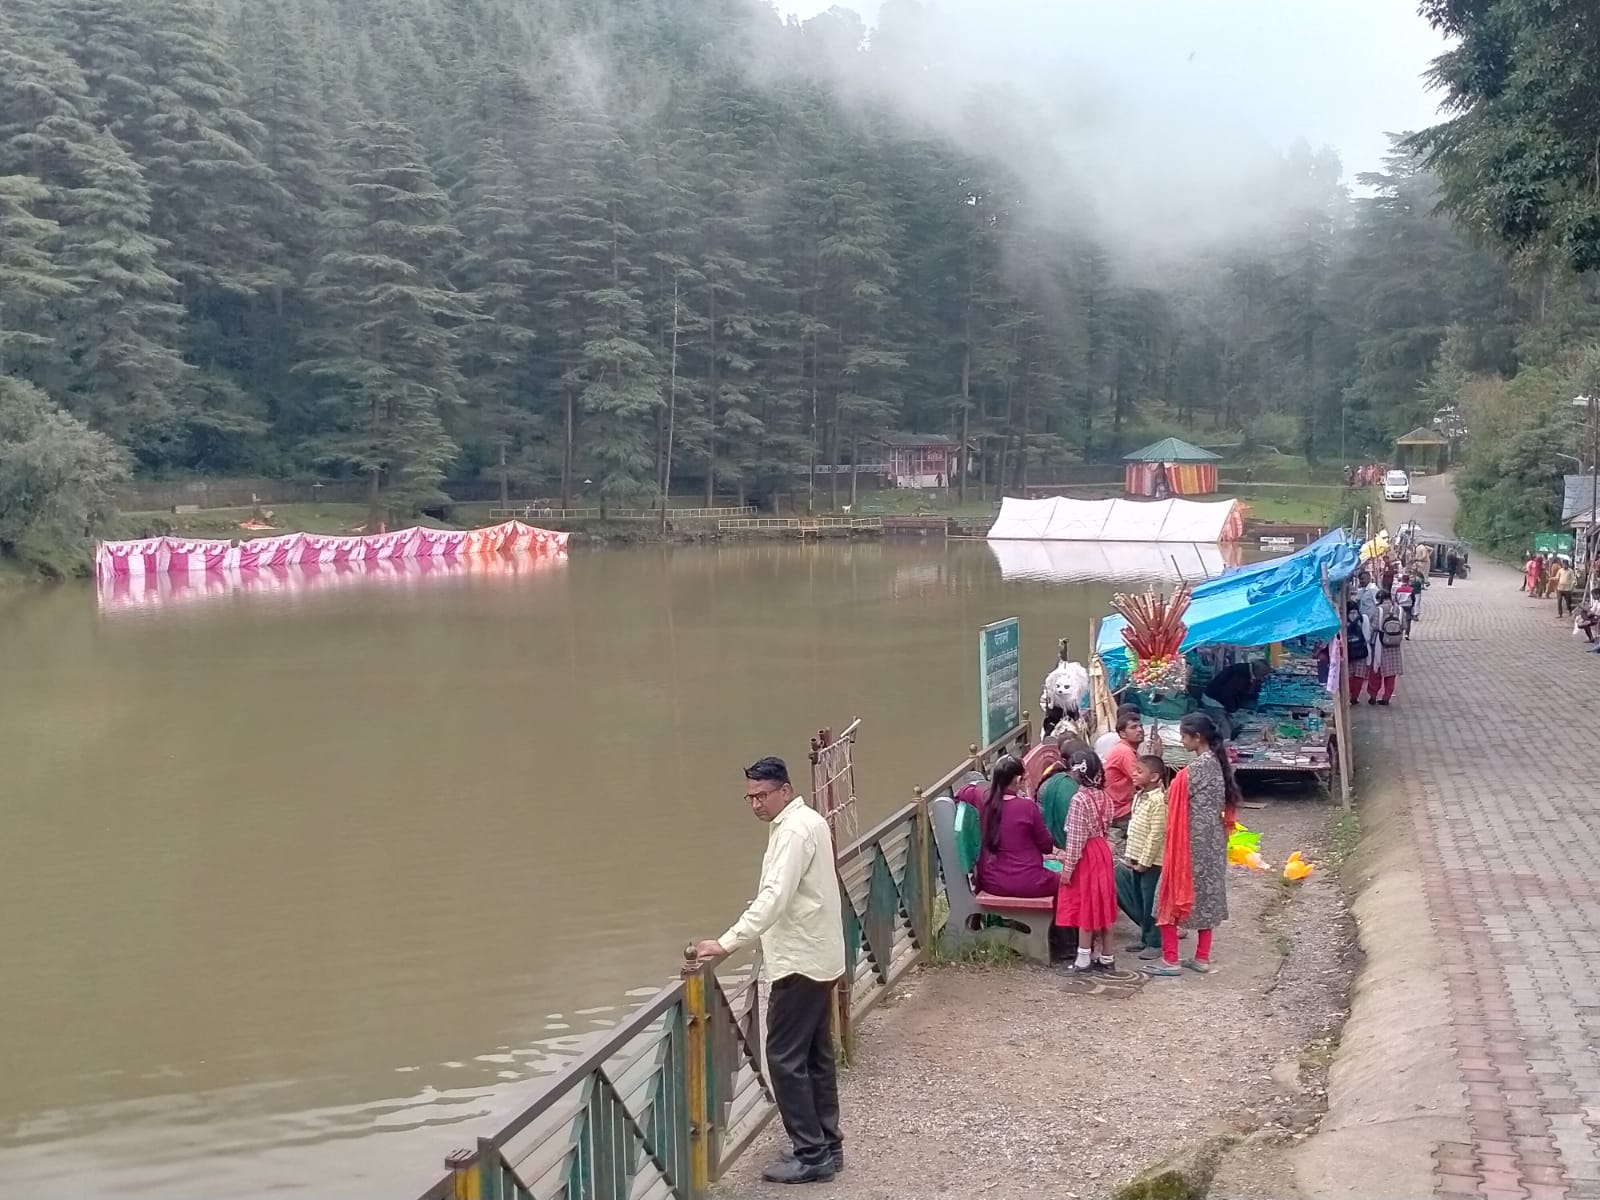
986, 495, 1244, 542
987, 539, 1229, 584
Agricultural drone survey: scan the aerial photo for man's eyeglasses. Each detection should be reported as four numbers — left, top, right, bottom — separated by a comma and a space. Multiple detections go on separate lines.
745, 785, 787, 803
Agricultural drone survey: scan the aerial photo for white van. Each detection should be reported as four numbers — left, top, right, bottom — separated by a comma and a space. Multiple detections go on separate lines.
1383, 470, 1411, 502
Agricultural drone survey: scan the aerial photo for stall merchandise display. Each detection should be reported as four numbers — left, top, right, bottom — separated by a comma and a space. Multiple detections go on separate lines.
1227, 643, 1335, 772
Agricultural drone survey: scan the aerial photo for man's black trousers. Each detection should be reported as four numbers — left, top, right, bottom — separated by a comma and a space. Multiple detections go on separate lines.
766, 973, 842, 1166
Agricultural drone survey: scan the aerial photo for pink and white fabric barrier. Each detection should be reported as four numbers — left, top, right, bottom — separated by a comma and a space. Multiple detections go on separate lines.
95, 521, 568, 580
96, 551, 567, 616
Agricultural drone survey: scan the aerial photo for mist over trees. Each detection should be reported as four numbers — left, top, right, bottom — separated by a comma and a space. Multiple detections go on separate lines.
2, 0, 1599, 569
1409, 0, 1600, 550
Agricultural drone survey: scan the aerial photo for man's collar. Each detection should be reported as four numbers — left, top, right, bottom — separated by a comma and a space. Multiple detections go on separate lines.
772, 795, 807, 824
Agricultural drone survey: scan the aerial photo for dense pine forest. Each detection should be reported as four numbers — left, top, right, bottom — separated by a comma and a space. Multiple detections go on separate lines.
2, 0, 1599, 572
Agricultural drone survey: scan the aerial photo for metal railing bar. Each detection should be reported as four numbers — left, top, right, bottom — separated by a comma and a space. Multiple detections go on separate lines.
481, 984, 686, 1150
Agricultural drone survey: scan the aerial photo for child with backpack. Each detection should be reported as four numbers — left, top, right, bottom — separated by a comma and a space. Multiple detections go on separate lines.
1368, 590, 1406, 705
1394, 572, 1417, 639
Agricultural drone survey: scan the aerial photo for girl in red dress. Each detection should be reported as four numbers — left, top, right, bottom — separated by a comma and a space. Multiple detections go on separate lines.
1055, 748, 1120, 971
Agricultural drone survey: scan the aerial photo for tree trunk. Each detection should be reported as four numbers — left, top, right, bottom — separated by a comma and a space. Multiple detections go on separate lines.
368, 389, 382, 528
808, 328, 820, 516
367, 467, 381, 531
1019, 383, 1031, 491
850, 429, 860, 507
828, 411, 841, 511
959, 308, 972, 502
706, 287, 718, 507
498, 428, 509, 509
662, 272, 680, 536
560, 387, 575, 508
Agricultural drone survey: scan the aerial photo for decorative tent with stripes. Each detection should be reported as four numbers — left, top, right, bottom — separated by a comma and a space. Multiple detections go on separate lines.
1122, 437, 1223, 497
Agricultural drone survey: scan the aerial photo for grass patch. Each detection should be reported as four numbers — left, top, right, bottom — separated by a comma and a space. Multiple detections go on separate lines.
1327, 809, 1363, 871
926, 932, 1024, 967
1300, 1036, 1339, 1073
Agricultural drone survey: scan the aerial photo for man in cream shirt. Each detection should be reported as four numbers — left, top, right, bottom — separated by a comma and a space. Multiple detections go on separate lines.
691, 756, 846, 1184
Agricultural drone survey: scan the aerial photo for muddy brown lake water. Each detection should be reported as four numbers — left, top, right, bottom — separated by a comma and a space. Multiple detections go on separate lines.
0, 539, 1233, 1197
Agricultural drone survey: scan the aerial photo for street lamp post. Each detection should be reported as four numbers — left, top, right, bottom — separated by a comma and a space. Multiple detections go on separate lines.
1575, 396, 1600, 575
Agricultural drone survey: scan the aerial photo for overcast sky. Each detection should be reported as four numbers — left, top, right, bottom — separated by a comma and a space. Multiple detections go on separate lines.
777, 1, 1451, 181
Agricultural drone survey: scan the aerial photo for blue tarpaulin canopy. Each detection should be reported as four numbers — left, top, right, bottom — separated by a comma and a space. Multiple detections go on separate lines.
1094, 530, 1360, 687
1191, 529, 1361, 601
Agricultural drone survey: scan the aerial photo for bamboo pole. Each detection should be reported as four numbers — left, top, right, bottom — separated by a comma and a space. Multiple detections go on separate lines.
1321, 564, 1353, 810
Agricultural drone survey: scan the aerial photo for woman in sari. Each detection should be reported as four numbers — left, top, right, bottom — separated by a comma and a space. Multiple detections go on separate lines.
1147, 712, 1238, 977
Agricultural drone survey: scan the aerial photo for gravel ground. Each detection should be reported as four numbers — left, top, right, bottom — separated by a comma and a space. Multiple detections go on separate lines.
716, 790, 1357, 1200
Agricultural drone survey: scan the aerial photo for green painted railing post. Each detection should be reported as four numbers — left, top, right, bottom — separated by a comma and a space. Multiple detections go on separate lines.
681, 951, 711, 1198
913, 786, 934, 944
472, 1139, 503, 1200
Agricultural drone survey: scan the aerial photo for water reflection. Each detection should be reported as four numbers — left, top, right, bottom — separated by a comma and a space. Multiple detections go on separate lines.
96, 552, 569, 619
987, 539, 1242, 584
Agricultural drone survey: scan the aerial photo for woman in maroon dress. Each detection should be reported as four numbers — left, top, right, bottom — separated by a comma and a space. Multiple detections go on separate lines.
974, 755, 1059, 898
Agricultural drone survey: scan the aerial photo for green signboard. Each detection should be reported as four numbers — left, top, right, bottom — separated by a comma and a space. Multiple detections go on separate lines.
978, 617, 1022, 747
1532, 532, 1575, 555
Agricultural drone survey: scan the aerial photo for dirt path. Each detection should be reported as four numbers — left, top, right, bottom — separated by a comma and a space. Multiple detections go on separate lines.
718, 793, 1355, 1200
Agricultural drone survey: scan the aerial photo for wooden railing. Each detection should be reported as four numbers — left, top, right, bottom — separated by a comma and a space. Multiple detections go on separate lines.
716, 516, 884, 532
410, 717, 1029, 1200
490, 505, 757, 522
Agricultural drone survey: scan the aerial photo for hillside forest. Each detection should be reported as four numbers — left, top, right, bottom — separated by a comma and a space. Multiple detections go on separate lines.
2, 0, 1600, 572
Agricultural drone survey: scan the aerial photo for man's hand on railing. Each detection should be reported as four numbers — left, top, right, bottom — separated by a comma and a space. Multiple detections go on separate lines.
682, 940, 729, 975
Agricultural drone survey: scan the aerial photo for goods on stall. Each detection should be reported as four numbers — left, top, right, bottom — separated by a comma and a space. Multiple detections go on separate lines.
1220, 637, 1336, 771
1113, 582, 1193, 691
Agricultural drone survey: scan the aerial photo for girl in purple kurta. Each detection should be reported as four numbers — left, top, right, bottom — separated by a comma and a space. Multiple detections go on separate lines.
974, 755, 1059, 898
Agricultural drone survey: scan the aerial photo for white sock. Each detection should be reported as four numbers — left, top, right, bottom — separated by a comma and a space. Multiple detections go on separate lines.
1074, 948, 1092, 969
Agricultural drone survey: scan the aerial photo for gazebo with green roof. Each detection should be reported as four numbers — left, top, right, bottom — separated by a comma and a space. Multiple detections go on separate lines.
1393, 426, 1450, 476
1122, 437, 1223, 497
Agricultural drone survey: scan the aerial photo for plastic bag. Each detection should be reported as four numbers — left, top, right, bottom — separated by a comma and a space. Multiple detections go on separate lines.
1227, 823, 1267, 869
1283, 851, 1314, 881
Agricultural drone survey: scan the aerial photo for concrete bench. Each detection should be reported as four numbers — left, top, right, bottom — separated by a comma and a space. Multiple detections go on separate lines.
929, 792, 1056, 965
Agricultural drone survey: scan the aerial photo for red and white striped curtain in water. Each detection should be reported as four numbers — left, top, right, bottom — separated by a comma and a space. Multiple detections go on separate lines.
94, 520, 568, 580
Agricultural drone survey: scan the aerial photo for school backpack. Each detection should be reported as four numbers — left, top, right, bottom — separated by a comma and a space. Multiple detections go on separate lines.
1346, 617, 1368, 662
1378, 604, 1404, 648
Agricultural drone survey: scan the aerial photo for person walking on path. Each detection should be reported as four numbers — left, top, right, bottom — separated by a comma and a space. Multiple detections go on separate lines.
1368, 590, 1406, 704
1446, 547, 1464, 586
1146, 712, 1236, 977
689, 757, 846, 1184
1556, 558, 1579, 618
1395, 572, 1418, 639
1345, 599, 1372, 703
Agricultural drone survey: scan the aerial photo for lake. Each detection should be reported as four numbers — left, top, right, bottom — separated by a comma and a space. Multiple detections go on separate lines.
0, 538, 1232, 1197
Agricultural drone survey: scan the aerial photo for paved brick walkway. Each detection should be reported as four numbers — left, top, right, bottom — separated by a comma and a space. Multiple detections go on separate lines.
1357, 544, 1600, 1200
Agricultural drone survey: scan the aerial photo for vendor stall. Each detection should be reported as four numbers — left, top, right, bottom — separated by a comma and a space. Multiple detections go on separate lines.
1090, 530, 1362, 805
